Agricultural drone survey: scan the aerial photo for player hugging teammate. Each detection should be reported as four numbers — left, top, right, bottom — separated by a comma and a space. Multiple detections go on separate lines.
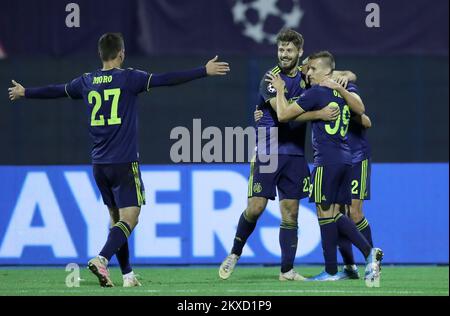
220, 29, 383, 287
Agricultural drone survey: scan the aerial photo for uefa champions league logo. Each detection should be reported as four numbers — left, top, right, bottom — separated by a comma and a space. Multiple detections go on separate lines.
231, 0, 304, 44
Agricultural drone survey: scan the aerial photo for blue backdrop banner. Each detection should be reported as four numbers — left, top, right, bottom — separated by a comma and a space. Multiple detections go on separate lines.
0, 163, 448, 265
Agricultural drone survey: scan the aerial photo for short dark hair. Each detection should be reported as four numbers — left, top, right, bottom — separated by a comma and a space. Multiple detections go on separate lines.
276, 28, 304, 50
308, 51, 335, 71
98, 33, 124, 61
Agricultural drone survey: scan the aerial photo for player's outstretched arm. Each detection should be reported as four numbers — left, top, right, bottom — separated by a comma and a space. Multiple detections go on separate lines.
205, 55, 230, 76
320, 78, 365, 115
9, 79, 69, 100
8, 80, 25, 101
149, 56, 230, 88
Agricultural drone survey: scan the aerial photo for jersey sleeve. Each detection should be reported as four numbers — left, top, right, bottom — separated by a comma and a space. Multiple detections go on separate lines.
296, 88, 318, 112
346, 83, 360, 96
259, 72, 277, 103
128, 69, 152, 94
65, 76, 84, 99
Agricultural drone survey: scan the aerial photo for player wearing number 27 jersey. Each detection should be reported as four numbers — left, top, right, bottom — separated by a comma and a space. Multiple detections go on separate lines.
8, 33, 230, 287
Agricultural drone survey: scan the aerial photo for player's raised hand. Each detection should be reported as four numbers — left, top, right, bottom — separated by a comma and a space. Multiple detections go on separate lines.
206, 56, 230, 76
254, 105, 263, 122
265, 73, 285, 91
8, 80, 25, 101
318, 105, 340, 121
319, 78, 342, 91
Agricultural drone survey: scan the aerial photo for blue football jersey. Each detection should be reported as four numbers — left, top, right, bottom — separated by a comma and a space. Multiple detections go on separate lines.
296, 84, 353, 166
256, 65, 308, 156
346, 84, 371, 163
65, 68, 151, 164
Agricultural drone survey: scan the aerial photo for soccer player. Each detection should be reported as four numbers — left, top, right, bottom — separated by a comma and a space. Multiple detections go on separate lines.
253, 73, 373, 280
219, 29, 355, 281
334, 94, 375, 280
8, 32, 230, 287
267, 51, 382, 285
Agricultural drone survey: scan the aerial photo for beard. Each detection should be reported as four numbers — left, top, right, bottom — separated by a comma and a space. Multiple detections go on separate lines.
278, 56, 299, 73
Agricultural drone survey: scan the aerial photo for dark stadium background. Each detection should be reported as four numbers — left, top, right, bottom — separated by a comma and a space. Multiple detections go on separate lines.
0, 0, 447, 164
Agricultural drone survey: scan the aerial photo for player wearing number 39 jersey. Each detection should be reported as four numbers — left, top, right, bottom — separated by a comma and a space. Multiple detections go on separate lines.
268, 51, 382, 286
8, 32, 230, 288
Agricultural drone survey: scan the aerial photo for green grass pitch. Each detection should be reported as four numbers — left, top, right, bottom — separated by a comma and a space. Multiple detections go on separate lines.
0, 265, 447, 296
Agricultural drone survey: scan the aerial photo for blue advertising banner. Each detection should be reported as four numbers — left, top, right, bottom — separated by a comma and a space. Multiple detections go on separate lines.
0, 163, 448, 265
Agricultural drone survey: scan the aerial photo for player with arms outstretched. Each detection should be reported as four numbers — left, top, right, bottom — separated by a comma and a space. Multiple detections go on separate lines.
8, 33, 230, 287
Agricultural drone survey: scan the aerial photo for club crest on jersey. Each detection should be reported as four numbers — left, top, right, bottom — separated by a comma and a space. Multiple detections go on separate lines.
300, 79, 306, 89
253, 182, 263, 193
267, 83, 276, 93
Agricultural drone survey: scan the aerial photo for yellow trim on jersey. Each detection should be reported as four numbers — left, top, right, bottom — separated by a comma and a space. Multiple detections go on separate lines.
271, 66, 281, 75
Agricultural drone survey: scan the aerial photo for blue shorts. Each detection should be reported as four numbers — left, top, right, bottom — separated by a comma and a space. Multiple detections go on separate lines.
93, 162, 146, 208
309, 164, 352, 205
351, 158, 371, 200
248, 154, 311, 201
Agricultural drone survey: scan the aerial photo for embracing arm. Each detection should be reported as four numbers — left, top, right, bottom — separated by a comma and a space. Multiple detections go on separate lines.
254, 103, 339, 124
320, 79, 365, 115
332, 70, 357, 88
273, 88, 304, 123
264, 73, 304, 122
352, 113, 372, 129
294, 106, 340, 122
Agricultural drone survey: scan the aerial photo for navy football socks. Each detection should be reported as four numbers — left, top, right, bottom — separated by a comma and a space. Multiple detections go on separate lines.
231, 211, 257, 256
338, 234, 355, 266
318, 217, 339, 275
335, 214, 371, 258
99, 221, 132, 262
356, 217, 373, 247
116, 241, 132, 275
279, 222, 298, 273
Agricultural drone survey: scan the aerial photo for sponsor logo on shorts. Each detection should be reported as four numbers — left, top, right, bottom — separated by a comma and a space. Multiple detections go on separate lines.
253, 182, 262, 193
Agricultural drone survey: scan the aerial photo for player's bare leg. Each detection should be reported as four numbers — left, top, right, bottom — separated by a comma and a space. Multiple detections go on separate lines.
278, 199, 305, 281
219, 197, 267, 280
349, 199, 364, 223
